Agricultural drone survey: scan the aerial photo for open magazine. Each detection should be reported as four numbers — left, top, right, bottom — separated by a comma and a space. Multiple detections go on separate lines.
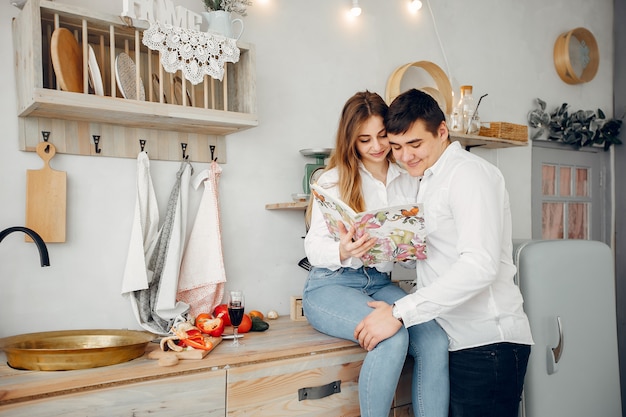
310, 183, 427, 266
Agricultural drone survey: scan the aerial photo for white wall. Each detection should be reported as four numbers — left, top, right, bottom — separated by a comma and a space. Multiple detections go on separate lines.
0, 0, 614, 337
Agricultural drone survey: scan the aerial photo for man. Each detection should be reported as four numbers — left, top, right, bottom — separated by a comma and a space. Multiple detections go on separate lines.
354, 88, 533, 417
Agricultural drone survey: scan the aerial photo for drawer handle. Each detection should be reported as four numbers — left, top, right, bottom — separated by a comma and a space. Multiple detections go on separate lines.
298, 380, 341, 401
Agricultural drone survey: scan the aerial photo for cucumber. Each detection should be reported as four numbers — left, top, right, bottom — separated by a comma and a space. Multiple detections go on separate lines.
251, 316, 270, 332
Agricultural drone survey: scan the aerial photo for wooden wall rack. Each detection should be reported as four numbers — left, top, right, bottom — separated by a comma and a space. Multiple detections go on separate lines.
12, 0, 258, 163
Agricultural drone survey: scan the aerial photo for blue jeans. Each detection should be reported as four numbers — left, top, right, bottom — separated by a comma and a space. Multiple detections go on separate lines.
448, 342, 531, 417
303, 266, 449, 417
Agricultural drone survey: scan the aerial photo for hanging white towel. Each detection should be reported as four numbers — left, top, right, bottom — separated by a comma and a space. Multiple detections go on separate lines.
177, 161, 226, 318
121, 152, 159, 294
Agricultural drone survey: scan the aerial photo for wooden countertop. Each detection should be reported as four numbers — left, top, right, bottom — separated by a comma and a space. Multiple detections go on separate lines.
0, 318, 364, 406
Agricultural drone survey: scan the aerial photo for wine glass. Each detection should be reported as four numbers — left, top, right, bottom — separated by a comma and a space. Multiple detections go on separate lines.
228, 290, 245, 346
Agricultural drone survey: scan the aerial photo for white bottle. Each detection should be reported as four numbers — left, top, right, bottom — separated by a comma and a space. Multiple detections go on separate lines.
458, 85, 475, 133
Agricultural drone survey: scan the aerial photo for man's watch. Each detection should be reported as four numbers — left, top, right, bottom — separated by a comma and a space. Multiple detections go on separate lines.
391, 304, 403, 323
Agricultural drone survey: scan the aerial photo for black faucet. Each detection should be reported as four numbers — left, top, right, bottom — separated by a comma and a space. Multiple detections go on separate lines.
0, 226, 50, 267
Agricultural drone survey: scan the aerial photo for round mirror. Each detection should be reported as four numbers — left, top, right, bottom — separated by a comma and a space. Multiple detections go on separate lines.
553, 27, 599, 84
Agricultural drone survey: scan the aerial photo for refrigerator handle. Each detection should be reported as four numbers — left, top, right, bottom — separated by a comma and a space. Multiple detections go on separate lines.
547, 316, 563, 375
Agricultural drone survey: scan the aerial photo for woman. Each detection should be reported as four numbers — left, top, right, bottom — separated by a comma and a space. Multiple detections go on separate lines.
303, 91, 449, 417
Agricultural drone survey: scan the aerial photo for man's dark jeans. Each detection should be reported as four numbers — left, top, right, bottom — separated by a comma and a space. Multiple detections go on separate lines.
449, 342, 531, 417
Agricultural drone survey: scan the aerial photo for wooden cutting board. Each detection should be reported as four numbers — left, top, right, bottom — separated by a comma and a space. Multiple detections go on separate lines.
25, 142, 67, 243
51, 27, 83, 93
148, 336, 222, 366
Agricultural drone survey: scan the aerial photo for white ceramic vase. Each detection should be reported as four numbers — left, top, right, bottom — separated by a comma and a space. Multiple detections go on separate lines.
202, 11, 244, 40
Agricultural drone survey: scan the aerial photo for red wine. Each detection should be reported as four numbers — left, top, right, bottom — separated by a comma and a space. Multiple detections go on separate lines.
228, 306, 245, 326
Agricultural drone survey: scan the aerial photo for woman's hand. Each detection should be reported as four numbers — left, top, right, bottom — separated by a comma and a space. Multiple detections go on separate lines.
354, 301, 402, 351
337, 222, 377, 261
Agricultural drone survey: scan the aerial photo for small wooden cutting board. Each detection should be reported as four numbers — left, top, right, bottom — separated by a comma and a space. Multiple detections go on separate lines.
25, 142, 67, 243
148, 336, 222, 366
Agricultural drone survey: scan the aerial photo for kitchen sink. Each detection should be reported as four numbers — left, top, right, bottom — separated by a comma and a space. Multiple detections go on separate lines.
0, 329, 156, 371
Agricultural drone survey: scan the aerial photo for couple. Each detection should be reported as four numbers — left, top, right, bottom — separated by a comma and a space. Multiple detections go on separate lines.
303, 89, 533, 417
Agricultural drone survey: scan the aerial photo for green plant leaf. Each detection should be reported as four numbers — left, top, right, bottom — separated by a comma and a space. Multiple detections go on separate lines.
531, 99, 622, 151
537, 98, 546, 111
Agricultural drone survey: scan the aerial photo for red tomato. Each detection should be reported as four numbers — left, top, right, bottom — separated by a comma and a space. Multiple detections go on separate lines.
196, 313, 224, 337
237, 314, 252, 333
213, 304, 231, 326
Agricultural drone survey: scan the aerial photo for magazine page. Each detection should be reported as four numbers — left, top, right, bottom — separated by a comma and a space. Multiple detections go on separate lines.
311, 183, 427, 265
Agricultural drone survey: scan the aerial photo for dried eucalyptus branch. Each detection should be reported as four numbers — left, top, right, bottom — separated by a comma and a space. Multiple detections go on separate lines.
528, 98, 623, 151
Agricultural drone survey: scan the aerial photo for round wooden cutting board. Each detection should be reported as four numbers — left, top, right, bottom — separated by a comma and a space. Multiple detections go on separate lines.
51, 27, 83, 93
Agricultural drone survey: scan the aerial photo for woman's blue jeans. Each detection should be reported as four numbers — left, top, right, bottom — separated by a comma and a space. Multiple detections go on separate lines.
303, 266, 449, 417
448, 342, 531, 417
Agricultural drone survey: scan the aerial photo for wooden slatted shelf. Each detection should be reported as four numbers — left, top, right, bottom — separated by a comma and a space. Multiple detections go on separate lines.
12, 0, 258, 162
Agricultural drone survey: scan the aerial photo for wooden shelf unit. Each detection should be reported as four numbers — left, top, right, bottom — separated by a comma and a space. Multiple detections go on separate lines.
12, 0, 258, 162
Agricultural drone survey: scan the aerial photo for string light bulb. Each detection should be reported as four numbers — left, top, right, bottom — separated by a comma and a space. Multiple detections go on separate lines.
350, 0, 362, 17
408, 0, 423, 13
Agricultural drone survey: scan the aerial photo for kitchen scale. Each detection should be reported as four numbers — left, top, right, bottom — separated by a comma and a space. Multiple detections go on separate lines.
300, 148, 332, 195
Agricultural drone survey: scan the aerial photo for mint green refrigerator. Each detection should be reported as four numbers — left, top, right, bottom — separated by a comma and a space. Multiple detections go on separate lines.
514, 240, 622, 417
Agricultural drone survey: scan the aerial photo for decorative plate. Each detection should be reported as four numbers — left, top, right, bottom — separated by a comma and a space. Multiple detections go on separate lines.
50, 27, 82, 93
173, 75, 192, 106
115, 52, 145, 100
151, 73, 168, 103
88, 45, 104, 96
299, 148, 333, 158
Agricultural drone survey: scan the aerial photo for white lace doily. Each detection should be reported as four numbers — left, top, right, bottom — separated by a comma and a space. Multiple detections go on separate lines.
142, 21, 240, 85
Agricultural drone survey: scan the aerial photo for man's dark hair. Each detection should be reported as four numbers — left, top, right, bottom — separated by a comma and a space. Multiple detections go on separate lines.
385, 88, 446, 137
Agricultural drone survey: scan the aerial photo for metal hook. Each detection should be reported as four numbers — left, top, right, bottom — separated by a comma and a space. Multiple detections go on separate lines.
41, 131, 51, 153
210, 145, 217, 162
93, 135, 102, 154
139, 139, 146, 152
181, 143, 189, 160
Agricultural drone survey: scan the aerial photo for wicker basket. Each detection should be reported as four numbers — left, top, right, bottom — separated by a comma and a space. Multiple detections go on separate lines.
478, 122, 528, 142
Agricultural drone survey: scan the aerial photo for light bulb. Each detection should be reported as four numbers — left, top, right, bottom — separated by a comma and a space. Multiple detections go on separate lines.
351, 0, 362, 17
408, 0, 423, 13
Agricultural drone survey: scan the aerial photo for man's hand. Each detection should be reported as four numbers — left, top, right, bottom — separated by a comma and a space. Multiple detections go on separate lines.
337, 222, 377, 261
354, 301, 402, 351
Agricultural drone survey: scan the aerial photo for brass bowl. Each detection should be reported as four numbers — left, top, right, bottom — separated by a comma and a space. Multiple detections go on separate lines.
0, 329, 156, 371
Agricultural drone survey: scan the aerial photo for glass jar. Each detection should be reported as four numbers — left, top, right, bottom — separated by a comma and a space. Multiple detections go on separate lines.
449, 106, 463, 132
467, 113, 481, 135
458, 85, 475, 133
